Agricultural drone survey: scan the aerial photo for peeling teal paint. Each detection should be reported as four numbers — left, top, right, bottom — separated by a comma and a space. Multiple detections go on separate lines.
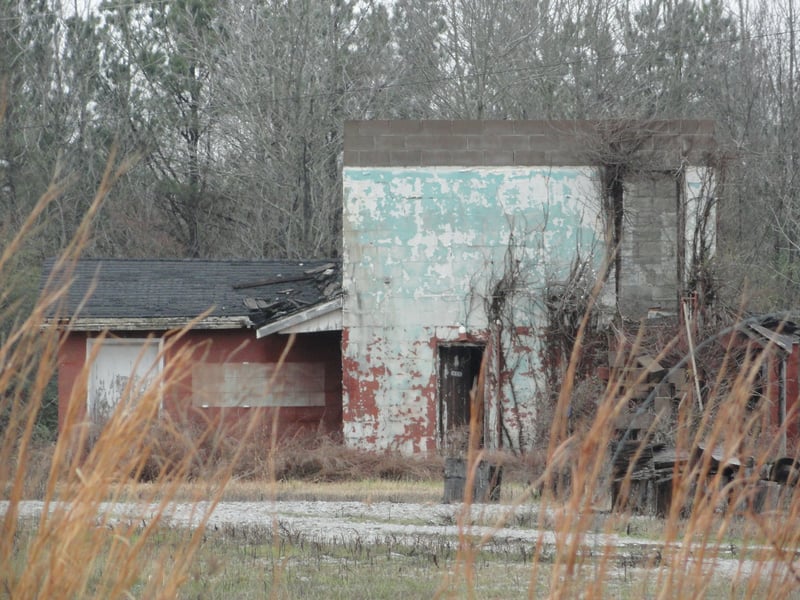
343, 166, 606, 453
345, 167, 603, 306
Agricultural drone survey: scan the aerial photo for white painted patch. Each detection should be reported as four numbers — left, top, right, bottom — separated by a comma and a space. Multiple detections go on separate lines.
87, 338, 162, 423
191, 362, 327, 407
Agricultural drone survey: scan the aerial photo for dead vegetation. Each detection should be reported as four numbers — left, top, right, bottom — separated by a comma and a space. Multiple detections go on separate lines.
136, 428, 445, 484
3, 140, 800, 599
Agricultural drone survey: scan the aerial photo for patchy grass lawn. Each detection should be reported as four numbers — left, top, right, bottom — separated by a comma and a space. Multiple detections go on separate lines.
111, 477, 534, 505
0, 518, 663, 599
4, 500, 786, 600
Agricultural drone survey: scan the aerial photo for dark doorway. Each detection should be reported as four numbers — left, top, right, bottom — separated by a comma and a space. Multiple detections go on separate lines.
438, 344, 484, 450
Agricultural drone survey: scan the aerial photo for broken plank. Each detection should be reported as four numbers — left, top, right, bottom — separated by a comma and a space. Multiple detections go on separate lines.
233, 274, 310, 289
304, 262, 337, 275
637, 354, 665, 375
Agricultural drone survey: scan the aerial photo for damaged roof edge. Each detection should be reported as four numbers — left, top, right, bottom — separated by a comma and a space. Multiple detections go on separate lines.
746, 322, 795, 353
256, 297, 343, 339
42, 315, 254, 332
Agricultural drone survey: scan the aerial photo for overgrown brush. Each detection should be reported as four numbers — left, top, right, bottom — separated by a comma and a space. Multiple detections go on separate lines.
5, 175, 800, 597
2, 104, 799, 597
439, 310, 800, 598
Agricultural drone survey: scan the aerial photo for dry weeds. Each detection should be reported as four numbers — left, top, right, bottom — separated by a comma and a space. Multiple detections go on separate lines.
2, 112, 800, 599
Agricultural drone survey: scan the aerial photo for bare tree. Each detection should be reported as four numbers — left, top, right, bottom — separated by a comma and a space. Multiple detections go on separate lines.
208, 0, 393, 258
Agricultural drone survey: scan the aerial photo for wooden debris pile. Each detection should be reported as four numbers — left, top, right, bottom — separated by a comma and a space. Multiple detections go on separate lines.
239, 261, 342, 326
603, 352, 693, 437
610, 441, 688, 516
611, 440, 799, 516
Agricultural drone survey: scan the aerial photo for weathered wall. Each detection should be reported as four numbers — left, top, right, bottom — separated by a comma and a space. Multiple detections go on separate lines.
618, 173, 680, 315
342, 166, 603, 453
57, 334, 87, 433
342, 120, 716, 454
616, 168, 715, 316
58, 329, 342, 440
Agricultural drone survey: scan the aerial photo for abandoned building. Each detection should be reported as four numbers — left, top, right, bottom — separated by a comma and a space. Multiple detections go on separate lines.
42, 258, 343, 438
43, 120, 721, 455
341, 120, 718, 454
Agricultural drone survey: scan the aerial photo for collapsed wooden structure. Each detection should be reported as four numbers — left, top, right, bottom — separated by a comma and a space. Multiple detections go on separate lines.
599, 314, 800, 516
611, 441, 799, 516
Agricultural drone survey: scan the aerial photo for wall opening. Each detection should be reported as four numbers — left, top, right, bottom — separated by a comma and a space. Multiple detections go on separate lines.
438, 344, 485, 450
86, 338, 162, 425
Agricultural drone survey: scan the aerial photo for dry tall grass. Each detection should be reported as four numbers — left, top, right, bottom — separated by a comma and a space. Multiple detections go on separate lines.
0, 137, 443, 597
0, 134, 264, 596
438, 311, 800, 598
2, 98, 799, 597
6, 199, 800, 597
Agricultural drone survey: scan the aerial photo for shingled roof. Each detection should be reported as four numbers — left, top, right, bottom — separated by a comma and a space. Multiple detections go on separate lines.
41, 258, 341, 331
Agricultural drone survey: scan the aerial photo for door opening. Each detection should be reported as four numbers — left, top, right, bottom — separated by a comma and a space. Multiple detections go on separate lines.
438, 344, 484, 450
87, 338, 161, 425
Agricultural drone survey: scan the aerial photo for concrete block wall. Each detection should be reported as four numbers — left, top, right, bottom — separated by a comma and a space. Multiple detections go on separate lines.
618, 172, 680, 316
343, 120, 716, 168
342, 120, 717, 454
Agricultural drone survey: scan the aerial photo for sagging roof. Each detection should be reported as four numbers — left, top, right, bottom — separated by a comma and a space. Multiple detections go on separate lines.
41, 258, 341, 332
737, 316, 800, 353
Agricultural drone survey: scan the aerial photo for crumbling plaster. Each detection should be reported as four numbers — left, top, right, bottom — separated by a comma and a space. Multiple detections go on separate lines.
341, 120, 718, 455
342, 166, 604, 453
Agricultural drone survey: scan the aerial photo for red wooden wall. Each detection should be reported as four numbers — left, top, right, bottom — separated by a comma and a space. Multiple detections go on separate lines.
57, 328, 342, 442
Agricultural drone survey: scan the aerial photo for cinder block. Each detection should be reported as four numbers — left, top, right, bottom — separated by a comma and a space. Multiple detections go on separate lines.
420, 150, 483, 166
481, 151, 515, 166
466, 134, 502, 150
405, 134, 467, 150
482, 121, 517, 135
346, 135, 376, 151
689, 135, 717, 151
450, 120, 485, 135
419, 121, 454, 135
357, 120, 391, 135
356, 150, 391, 166
374, 135, 406, 150
388, 121, 423, 134
694, 120, 715, 134
531, 133, 565, 150
389, 150, 421, 166
666, 368, 687, 385
513, 150, 547, 165
654, 397, 673, 413
513, 122, 552, 134
499, 135, 534, 151
420, 150, 451, 165
451, 150, 488, 164
343, 150, 359, 166
343, 121, 360, 138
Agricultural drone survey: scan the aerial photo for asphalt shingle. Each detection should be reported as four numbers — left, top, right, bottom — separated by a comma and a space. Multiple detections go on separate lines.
41, 258, 341, 325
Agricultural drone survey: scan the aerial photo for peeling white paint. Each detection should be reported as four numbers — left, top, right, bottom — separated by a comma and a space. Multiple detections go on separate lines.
343, 166, 605, 453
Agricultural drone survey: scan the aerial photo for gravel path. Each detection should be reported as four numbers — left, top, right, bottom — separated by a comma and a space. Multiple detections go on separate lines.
3, 499, 798, 582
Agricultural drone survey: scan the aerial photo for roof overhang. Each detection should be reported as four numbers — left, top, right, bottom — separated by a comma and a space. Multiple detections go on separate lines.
741, 322, 796, 353
42, 315, 253, 332
256, 297, 342, 339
